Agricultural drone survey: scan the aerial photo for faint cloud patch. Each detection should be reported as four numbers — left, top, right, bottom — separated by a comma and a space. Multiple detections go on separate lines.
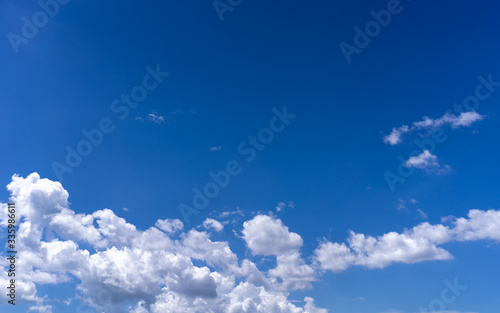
215, 207, 246, 225
209, 146, 223, 151
276, 201, 295, 213
218, 207, 245, 218
396, 198, 406, 211
135, 112, 165, 124
417, 209, 428, 219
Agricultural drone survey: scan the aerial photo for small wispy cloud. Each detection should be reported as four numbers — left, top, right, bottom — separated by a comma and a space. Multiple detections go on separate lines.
63, 298, 73, 306
209, 145, 222, 151
276, 201, 295, 212
417, 209, 428, 219
384, 111, 484, 145
404, 150, 451, 174
135, 112, 165, 124
218, 207, 245, 218
396, 198, 406, 211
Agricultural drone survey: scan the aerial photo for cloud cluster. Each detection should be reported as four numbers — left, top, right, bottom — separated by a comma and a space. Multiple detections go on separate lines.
315, 209, 500, 273
1, 173, 500, 312
0, 173, 325, 313
383, 111, 484, 145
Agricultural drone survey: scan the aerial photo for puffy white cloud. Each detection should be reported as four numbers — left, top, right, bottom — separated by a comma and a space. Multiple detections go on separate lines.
347, 230, 453, 268
452, 209, 500, 241
268, 252, 317, 291
155, 218, 184, 234
202, 218, 224, 232
241, 215, 315, 291
315, 208, 500, 274
315, 221, 456, 273
6, 173, 69, 224
315, 229, 452, 273
383, 111, 484, 145
92, 209, 140, 248
3, 173, 500, 313
314, 242, 356, 273
408, 222, 452, 245
304, 297, 328, 313
144, 282, 325, 313
405, 150, 439, 169
182, 230, 238, 271
49, 208, 103, 247
404, 150, 451, 173
223, 282, 312, 313
0, 173, 325, 313
242, 215, 303, 256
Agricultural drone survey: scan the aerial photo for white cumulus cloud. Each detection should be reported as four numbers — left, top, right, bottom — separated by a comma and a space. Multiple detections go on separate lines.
0, 173, 325, 313
2, 173, 500, 312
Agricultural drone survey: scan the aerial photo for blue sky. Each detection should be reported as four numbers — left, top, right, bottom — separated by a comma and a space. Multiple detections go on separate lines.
1, 0, 500, 312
